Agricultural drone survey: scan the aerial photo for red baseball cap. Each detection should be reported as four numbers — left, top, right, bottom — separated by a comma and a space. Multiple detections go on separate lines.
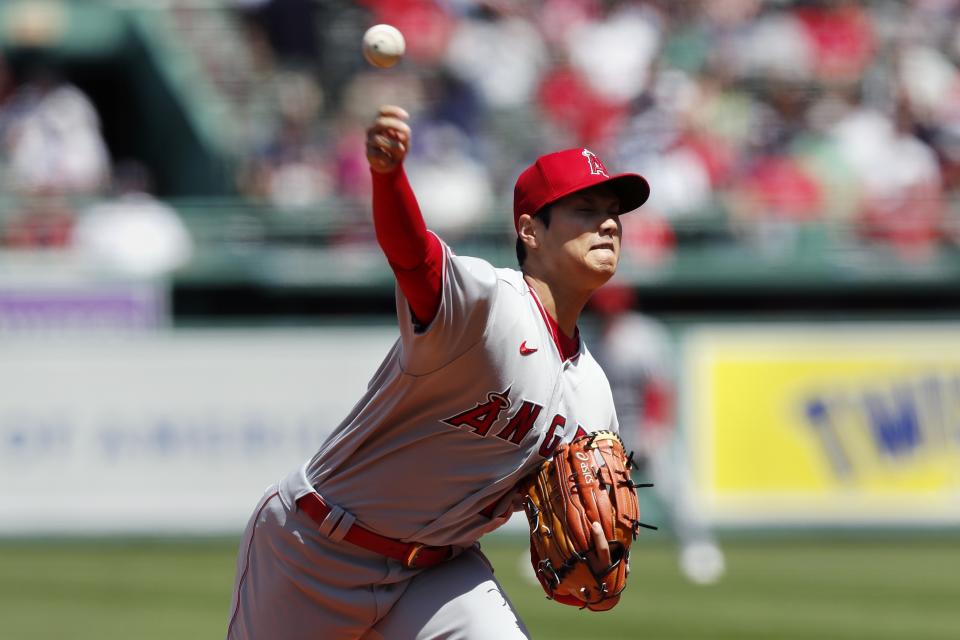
513, 148, 650, 231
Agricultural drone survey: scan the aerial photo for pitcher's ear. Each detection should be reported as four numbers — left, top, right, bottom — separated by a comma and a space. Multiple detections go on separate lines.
517, 213, 539, 250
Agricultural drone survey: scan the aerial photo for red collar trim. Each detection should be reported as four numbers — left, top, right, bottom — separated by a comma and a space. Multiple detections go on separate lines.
526, 284, 580, 361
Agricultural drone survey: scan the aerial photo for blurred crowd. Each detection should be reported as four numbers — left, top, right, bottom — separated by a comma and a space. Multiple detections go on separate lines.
0, 55, 192, 277
230, 0, 960, 262
3, 0, 960, 269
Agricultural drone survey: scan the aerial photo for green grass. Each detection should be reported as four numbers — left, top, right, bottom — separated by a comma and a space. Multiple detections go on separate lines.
0, 534, 958, 639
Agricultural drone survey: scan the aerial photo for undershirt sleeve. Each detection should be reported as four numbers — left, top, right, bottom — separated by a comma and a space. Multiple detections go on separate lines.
371, 166, 443, 326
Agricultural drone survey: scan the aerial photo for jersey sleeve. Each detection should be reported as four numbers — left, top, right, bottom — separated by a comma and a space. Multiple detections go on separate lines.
395, 239, 499, 376
371, 167, 443, 326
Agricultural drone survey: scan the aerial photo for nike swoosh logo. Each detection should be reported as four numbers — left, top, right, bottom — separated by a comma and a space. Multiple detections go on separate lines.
519, 341, 538, 356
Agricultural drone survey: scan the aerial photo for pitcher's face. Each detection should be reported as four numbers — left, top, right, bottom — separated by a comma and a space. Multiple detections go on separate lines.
538, 184, 622, 288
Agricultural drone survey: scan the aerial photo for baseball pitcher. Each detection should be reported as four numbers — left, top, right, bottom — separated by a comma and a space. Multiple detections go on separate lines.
226, 105, 651, 639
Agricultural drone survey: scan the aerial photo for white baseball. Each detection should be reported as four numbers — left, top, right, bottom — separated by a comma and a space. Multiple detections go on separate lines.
362, 24, 405, 69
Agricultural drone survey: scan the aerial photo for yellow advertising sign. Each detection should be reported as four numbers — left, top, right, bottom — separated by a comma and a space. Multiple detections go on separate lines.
685, 324, 960, 525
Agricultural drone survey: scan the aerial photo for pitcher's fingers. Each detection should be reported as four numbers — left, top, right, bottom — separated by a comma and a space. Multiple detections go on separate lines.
368, 130, 406, 152
366, 143, 399, 172
591, 522, 611, 567
377, 105, 410, 121
370, 117, 411, 142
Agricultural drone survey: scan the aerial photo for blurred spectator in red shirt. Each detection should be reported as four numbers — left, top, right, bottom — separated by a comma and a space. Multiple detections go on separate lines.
2, 195, 74, 249
793, 0, 874, 84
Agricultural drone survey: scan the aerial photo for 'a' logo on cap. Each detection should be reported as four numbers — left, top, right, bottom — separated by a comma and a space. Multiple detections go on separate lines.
581, 149, 608, 177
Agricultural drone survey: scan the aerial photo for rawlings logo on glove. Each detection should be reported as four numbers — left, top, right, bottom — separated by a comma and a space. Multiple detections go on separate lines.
520, 431, 654, 611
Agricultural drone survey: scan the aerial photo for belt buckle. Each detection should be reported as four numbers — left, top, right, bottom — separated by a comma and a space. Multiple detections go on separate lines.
403, 543, 427, 569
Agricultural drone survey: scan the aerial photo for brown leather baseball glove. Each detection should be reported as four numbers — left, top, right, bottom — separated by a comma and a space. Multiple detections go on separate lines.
520, 431, 652, 611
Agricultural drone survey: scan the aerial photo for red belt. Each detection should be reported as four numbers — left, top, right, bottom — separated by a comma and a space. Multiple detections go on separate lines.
296, 492, 454, 570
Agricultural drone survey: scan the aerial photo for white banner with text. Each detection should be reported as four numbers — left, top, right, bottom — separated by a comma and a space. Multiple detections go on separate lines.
0, 328, 399, 534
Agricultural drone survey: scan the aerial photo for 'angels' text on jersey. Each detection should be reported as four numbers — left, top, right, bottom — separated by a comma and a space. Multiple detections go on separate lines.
442, 388, 592, 459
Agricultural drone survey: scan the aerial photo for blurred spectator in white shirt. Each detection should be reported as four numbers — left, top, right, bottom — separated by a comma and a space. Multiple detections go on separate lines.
831, 100, 944, 260
444, 3, 548, 109
3, 68, 109, 195
565, 0, 662, 104
73, 161, 193, 279
404, 122, 494, 237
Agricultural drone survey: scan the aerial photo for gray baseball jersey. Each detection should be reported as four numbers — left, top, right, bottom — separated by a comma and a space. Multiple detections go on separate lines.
284, 239, 619, 548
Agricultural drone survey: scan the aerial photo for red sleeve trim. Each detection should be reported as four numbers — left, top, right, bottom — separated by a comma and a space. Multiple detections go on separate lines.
371, 167, 443, 326
526, 284, 581, 361
391, 232, 443, 327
